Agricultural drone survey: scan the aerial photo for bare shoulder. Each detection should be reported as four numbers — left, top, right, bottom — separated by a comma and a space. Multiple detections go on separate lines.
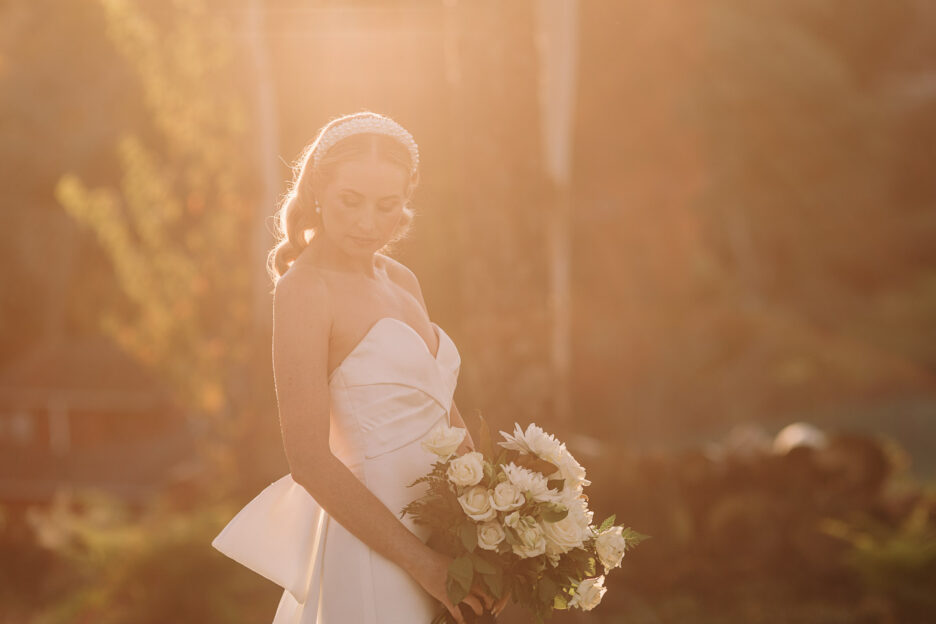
273, 262, 332, 332
274, 261, 328, 303
380, 254, 419, 295
378, 253, 423, 301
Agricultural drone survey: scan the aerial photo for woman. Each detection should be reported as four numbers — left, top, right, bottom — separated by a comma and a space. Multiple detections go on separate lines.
212, 112, 508, 623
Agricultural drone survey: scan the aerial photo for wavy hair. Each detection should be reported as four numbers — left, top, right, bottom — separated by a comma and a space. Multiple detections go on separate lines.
266, 112, 420, 284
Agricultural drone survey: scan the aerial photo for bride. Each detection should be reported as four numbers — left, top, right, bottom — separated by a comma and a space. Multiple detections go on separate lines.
212, 112, 508, 623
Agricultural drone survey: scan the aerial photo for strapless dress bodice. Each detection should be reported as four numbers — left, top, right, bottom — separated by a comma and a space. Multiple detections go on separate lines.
327, 317, 460, 470
212, 317, 461, 623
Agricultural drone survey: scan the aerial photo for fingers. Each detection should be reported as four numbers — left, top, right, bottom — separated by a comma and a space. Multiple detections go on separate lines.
445, 602, 466, 624
462, 593, 484, 616
471, 585, 494, 610
493, 590, 510, 616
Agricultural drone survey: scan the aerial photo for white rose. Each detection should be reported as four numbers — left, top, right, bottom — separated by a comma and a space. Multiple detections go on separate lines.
541, 497, 590, 556
504, 512, 546, 558
595, 525, 627, 572
457, 485, 496, 522
476, 520, 506, 551
446, 451, 485, 487
569, 576, 607, 611
490, 481, 525, 512
421, 422, 467, 458
514, 523, 547, 559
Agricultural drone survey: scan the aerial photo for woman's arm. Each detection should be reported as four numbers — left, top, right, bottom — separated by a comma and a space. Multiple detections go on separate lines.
273, 270, 427, 571
272, 267, 486, 623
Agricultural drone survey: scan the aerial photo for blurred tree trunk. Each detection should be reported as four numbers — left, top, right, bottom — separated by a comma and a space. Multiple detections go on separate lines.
534, 0, 579, 426
443, 0, 553, 426
246, 0, 279, 329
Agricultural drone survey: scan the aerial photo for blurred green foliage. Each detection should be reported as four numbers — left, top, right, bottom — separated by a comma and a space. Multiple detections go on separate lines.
822, 501, 936, 617
2, 429, 933, 623
53, 0, 255, 416
575, 429, 936, 624
3, 490, 280, 624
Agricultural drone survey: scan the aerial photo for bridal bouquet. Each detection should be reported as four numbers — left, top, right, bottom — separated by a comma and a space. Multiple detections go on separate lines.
401, 417, 648, 623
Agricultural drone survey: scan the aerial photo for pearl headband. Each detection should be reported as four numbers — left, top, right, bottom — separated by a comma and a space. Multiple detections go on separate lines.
312, 115, 419, 170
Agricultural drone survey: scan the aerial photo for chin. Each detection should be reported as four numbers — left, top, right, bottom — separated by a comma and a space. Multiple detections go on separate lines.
345, 235, 382, 252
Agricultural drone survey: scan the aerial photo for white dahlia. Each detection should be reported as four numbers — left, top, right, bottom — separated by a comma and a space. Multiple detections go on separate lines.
501, 462, 561, 504
498, 422, 591, 492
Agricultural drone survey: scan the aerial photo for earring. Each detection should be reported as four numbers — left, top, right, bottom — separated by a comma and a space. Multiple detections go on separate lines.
314, 201, 321, 214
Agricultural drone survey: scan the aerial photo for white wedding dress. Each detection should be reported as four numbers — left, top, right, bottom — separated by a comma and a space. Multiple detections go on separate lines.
212, 317, 461, 623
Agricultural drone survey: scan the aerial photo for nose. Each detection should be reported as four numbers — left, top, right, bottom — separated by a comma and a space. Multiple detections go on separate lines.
356, 204, 379, 235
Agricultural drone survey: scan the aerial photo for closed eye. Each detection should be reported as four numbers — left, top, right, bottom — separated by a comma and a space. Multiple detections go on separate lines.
341, 194, 362, 207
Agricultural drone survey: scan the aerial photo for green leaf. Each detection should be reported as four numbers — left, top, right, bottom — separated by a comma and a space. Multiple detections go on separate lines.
622, 527, 651, 548
598, 514, 616, 533
540, 504, 569, 523
471, 553, 497, 574
537, 576, 558, 604
477, 410, 495, 462
448, 555, 474, 593
554, 593, 568, 609
483, 569, 504, 599
446, 574, 469, 606
584, 556, 596, 576
483, 460, 495, 485
459, 522, 477, 553
514, 453, 559, 478
503, 526, 520, 547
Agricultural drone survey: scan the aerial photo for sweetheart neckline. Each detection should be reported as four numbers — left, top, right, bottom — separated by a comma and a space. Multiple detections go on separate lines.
327, 317, 448, 382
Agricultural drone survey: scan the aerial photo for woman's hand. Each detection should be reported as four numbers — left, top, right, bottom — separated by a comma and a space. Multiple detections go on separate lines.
491, 587, 510, 617
409, 546, 497, 623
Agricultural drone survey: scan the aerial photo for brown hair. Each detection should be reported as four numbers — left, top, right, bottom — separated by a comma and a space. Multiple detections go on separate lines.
266, 112, 420, 284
